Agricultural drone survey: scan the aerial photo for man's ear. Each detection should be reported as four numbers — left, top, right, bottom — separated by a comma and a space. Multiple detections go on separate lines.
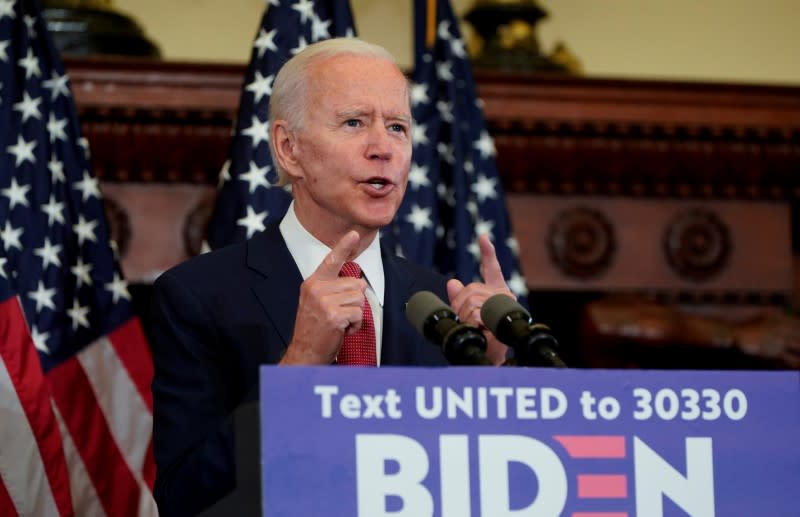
272, 120, 303, 179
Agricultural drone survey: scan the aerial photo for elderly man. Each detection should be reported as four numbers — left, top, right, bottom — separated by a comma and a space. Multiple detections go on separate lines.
149, 37, 515, 515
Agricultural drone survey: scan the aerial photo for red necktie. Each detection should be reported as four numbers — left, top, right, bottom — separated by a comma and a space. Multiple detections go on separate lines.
337, 262, 377, 366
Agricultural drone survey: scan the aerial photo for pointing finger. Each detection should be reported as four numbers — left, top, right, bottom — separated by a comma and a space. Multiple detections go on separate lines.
478, 234, 506, 288
315, 230, 361, 280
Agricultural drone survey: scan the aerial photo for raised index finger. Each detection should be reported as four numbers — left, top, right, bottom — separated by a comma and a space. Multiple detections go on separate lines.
478, 234, 506, 288
314, 230, 361, 280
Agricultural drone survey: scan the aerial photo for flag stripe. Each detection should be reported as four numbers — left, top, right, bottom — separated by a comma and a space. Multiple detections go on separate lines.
107, 318, 154, 410
77, 335, 153, 476
52, 404, 107, 517
0, 472, 18, 517
0, 297, 73, 517
48, 357, 142, 517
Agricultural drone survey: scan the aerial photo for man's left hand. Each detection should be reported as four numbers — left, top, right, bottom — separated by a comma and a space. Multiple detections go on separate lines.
447, 234, 516, 365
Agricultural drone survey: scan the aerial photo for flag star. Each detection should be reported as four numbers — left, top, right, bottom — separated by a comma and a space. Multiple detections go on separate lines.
0, 0, 14, 21
475, 218, 495, 240
218, 159, 231, 187
23, 14, 36, 37
292, 0, 315, 24
464, 160, 475, 174
310, 14, 332, 41
42, 194, 66, 226
47, 113, 68, 142
71, 257, 93, 287
290, 36, 308, 55
73, 171, 101, 202
450, 37, 467, 58
105, 272, 131, 304
67, 299, 91, 330
6, 134, 37, 166
239, 161, 271, 193
466, 200, 479, 217
506, 236, 520, 255
30, 326, 51, 354
437, 142, 455, 164
474, 130, 496, 158
73, 215, 98, 245
0, 39, 8, 62
13, 91, 42, 122
472, 174, 498, 202
437, 20, 452, 40
344, 27, 355, 38
405, 205, 433, 232
268, 0, 280, 5
78, 137, 90, 158
468, 239, 480, 261
411, 123, 429, 147
0, 256, 5, 277
242, 115, 270, 147
508, 271, 529, 297
34, 237, 63, 269
408, 163, 431, 190
28, 281, 57, 312
48, 155, 65, 182
245, 71, 274, 103
237, 206, 267, 238
2, 177, 30, 209
410, 83, 429, 107
18, 48, 41, 79
253, 28, 278, 58
437, 183, 455, 206
42, 70, 70, 100
0, 221, 23, 251
436, 60, 453, 82
436, 224, 445, 238
436, 100, 454, 123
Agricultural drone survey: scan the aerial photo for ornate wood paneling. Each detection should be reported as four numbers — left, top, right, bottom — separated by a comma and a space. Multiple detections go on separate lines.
65, 58, 800, 298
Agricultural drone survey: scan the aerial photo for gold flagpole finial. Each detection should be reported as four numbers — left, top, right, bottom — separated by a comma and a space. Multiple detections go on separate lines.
426, 0, 437, 48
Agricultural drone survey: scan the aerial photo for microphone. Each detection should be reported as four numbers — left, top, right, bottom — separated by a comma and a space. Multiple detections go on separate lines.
405, 291, 490, 366
481, 294, 567, 368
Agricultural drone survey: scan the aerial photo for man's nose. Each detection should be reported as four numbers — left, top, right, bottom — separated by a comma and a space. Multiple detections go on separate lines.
366, 125, 393, 161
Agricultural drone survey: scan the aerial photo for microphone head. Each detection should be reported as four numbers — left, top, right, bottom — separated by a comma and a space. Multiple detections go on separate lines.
480, 294, 531, 336
405, 291, 453, 337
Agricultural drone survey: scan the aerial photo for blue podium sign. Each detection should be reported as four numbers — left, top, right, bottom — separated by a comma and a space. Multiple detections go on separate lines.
259, 367, 799, 517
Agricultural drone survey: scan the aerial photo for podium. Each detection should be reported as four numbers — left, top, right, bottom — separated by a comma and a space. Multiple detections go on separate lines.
207, 366, 800, 516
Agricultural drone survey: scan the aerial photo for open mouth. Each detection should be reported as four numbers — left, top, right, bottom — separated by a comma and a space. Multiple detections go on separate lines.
365, 177, 392, 191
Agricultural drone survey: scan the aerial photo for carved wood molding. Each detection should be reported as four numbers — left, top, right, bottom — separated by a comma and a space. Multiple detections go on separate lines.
65, 58, 800, 201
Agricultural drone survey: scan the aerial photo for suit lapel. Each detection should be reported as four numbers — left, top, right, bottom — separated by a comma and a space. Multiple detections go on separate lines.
380, 250, 415, 365
246, 225, 303, 348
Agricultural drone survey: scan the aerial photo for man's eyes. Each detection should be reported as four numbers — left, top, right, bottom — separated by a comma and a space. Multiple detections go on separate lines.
389, 123, 407, 133
344, 119, 362, 127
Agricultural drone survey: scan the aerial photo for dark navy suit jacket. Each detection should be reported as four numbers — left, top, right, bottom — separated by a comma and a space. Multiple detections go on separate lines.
148, 224, 449, 516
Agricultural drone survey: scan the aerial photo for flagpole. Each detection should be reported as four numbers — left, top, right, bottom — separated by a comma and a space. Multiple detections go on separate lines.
426, 0, 437, 48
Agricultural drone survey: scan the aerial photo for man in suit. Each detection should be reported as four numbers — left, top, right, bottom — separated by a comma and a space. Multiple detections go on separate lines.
149, 37, 515, 516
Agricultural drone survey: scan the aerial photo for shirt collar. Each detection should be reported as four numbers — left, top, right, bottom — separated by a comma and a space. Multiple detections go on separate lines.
279, 202, 385, 305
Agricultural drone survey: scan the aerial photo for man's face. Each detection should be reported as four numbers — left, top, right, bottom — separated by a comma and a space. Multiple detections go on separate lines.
279, 53, 412, 244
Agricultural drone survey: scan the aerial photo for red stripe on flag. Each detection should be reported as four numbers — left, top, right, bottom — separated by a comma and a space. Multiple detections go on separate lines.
107, 317, 154, 410
143, 438, 156, 489
0, 297, 74, 516
47, 354, 142, 517
0, 477, 20, 517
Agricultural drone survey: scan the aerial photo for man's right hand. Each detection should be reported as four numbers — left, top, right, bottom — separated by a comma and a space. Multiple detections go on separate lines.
280, 231, 366, 365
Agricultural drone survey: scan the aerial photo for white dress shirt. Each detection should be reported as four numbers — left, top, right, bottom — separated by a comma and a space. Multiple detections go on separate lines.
279, 202, 385, 364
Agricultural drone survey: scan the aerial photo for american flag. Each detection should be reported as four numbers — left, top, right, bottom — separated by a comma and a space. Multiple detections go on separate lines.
382, 0, 528, 298
0, 2, 156, 516
207, 0, 356, 249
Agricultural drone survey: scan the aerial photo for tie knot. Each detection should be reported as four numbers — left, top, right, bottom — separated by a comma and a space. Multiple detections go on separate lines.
339, 261, 362, 278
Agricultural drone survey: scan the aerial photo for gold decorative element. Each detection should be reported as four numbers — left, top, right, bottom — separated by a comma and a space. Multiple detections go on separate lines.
46, 0, 114, 10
